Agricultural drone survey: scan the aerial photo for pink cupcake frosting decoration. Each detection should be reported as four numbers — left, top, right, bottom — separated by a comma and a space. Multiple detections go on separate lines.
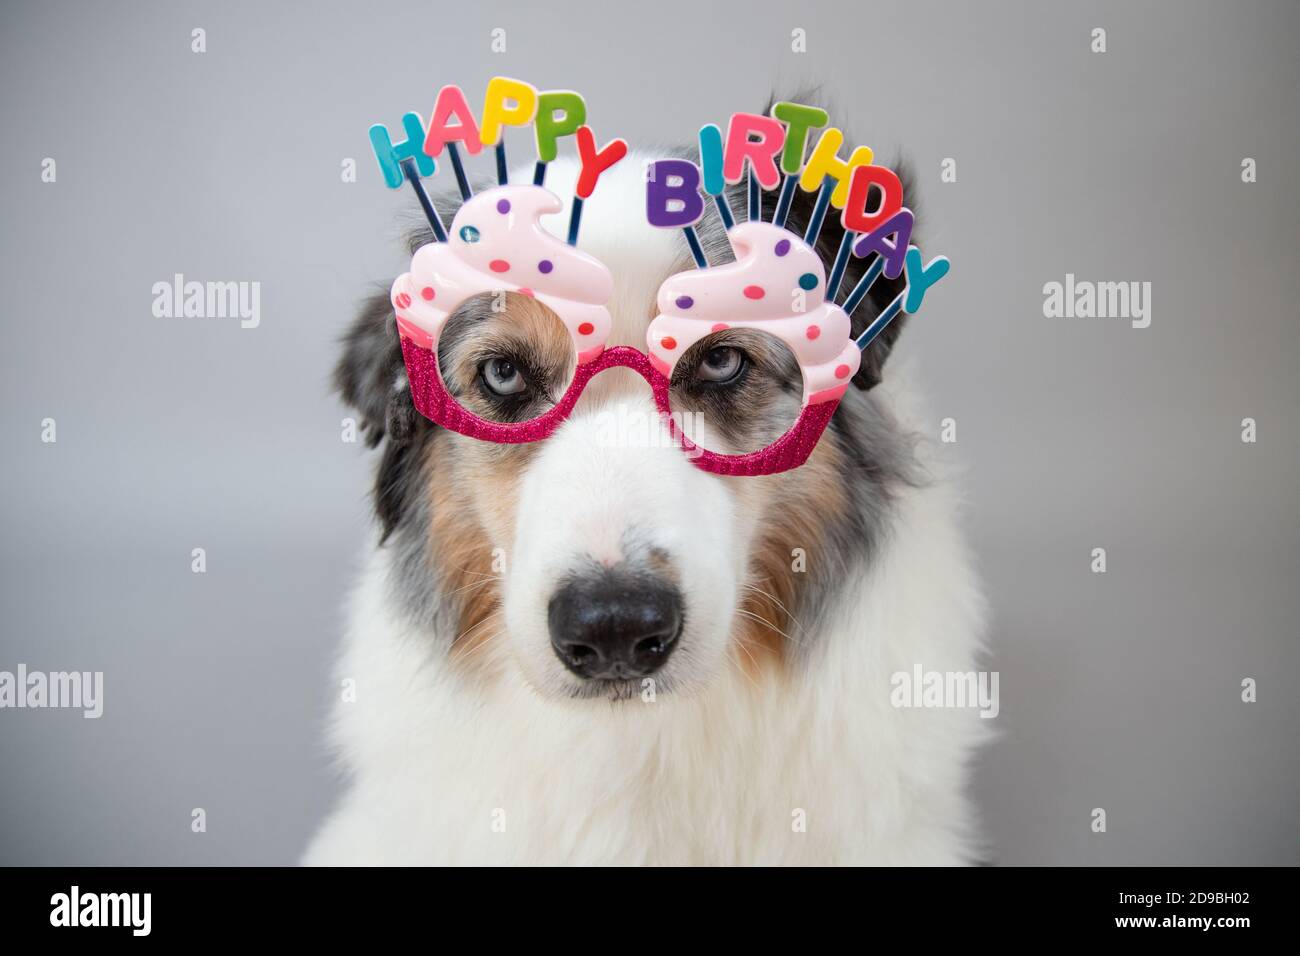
647, 221, 861, 404
391, 184, 612, 361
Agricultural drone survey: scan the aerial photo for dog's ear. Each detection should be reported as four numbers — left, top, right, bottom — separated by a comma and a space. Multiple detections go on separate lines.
721, 95, 915, 392
335, 288, 432, 541
338, 194, 470, 540
752, 161, 916, 393
831, 160, 916, 392
337, 185, 464, 449
334, 289, 419, 449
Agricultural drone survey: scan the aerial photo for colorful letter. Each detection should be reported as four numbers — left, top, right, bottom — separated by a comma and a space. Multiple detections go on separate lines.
841, 163, 905, 235
852, 209, 914, 279
575, 126, 628, 199
722, 112, 786, 189
423, 84, 483, 157
800, 128, 873, 207
480, 76, 538, 146
646, 159, 704, 227
534, 90, 587, 163
698, 124, 726, 196
771, 102, 829, 176
369, 112, 434, 189
902, 248, 950, 314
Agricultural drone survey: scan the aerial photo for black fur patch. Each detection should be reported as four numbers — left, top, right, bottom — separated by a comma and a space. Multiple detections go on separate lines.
333, 289, 433, 542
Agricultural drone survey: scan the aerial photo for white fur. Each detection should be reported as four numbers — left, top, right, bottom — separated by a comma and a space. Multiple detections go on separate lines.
305, 157, 988, 865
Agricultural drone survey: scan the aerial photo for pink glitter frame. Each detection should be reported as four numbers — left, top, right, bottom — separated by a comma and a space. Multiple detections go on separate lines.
400, 338, 838, 477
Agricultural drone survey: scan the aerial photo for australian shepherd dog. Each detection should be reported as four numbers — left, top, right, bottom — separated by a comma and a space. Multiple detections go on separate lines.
305, 122, 989, 865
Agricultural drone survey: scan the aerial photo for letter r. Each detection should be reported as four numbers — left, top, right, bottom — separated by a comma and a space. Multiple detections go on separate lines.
723, 113, 786, 189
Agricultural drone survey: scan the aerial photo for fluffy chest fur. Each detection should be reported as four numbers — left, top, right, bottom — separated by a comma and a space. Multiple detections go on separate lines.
305, 440, 986, 866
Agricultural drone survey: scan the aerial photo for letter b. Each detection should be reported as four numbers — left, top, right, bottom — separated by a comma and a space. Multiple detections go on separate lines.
646, 159, 704, 228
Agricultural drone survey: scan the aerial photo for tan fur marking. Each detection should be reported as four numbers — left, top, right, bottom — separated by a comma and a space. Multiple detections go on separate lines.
732, 432, 849, 679
426, 439, 507, 676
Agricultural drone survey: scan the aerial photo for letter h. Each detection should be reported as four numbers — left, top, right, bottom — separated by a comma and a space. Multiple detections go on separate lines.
369, 112, 436, 189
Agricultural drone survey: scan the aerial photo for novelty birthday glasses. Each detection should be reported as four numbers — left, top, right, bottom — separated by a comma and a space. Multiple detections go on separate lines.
369, 80, 950, 476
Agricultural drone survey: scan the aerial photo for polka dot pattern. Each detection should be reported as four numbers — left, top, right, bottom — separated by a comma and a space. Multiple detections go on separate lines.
806, 325, 821, 340
743, 285, 765, 300
798, 272, 819, 291
395, 186, 620, 397
774, 239, 791, 257
676, 295, 694, 309
661, 336, 677, 350
835, 364, 851, 379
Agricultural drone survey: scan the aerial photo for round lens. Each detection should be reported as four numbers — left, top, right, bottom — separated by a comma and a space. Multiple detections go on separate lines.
436, 292, 577, 425
667, 328, 806, 456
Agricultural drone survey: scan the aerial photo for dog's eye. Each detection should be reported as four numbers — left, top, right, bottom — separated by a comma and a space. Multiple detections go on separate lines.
480, 356, 527, 396
695, 346, 746, 385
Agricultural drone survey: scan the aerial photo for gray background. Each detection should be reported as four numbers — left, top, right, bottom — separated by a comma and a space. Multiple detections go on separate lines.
1, 0, 1296, 865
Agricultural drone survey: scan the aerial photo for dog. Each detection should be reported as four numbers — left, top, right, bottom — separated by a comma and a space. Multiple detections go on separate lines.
304, 131, 988, 865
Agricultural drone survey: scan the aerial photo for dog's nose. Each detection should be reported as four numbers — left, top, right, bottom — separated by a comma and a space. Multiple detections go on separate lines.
548, 571, 682, 680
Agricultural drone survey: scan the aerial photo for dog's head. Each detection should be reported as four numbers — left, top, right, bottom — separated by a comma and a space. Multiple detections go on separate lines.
337, 143, 918, 703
